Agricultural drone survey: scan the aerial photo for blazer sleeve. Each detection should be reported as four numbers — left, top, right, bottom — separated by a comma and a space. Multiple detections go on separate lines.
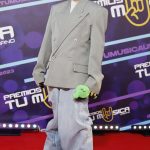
84, 7, 108, 94
32, 6, 54, 86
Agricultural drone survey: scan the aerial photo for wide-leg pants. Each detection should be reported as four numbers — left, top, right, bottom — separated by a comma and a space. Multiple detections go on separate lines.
43, 87, 93, 150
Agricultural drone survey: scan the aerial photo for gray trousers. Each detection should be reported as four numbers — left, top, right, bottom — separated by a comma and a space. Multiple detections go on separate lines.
43, 87, 93, 150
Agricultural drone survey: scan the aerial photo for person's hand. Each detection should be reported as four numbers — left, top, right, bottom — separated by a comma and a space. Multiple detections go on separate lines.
39, 82, 45, 88
89, 91, 98, 99
73, 85, 90, 100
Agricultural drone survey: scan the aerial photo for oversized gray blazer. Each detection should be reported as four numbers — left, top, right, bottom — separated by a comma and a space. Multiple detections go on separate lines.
32, 0, 108, 94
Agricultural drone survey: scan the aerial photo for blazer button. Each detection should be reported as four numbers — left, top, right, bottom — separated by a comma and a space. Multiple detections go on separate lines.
51, 56, 56, 60
74, 38, 78, 42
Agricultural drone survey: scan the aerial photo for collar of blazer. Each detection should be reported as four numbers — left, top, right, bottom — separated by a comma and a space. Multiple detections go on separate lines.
51, 0, 89, 58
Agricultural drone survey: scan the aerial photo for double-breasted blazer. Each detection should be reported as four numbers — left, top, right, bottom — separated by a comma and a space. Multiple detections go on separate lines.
32, 0, 108, 94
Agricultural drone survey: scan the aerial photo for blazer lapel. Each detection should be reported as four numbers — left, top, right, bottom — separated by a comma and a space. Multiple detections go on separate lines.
52, 0, 89, 57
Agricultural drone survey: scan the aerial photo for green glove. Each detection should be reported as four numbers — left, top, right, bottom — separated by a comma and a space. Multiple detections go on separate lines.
73, 85, 90, 100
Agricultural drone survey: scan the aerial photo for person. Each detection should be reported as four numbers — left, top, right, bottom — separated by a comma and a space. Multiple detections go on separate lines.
32, 0, 108, 149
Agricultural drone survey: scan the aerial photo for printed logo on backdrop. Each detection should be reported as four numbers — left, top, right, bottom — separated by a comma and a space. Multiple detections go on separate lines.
90, 106, 130, 122
95, 0, 150, 26
104, 43, 150, 59
0, 0, 30, 7
134, 61, 150, 78
0, 26, 15, 46
3, 87, 48, 110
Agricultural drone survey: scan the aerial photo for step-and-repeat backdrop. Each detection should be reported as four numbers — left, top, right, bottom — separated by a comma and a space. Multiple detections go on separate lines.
0, 0, 150, 130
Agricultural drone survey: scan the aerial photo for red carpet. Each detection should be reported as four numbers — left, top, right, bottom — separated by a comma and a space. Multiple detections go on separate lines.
0, 132, 149, 150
